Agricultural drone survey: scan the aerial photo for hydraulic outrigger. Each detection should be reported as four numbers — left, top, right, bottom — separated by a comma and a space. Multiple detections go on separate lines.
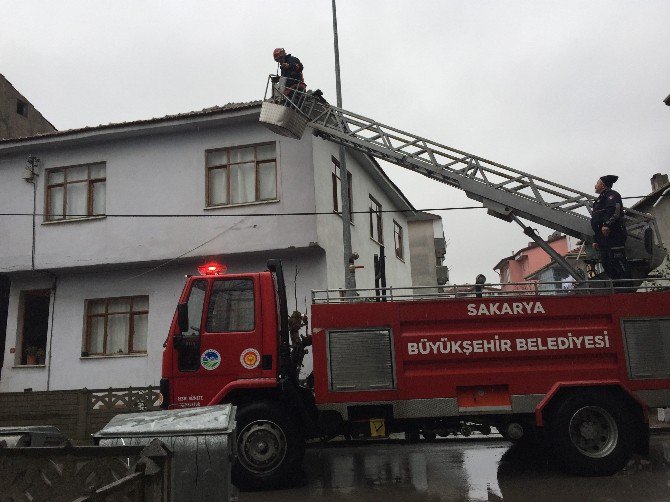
260, 76, 666, 282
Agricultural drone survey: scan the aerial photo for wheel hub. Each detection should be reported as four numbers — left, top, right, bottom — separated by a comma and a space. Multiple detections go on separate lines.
568, 405, 618, 458
238, 420, 287, 473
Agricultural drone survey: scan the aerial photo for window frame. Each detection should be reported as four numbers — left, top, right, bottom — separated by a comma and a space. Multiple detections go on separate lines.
393, 220, 404, 260
206, 142, 278, 208
369, 195, 383, 244
45, 162, 106, 222
331, 156, 353, 222
83, 295, 149, 357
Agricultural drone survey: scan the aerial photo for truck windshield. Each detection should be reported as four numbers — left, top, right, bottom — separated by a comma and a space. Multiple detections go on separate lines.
206, 279, 255, 332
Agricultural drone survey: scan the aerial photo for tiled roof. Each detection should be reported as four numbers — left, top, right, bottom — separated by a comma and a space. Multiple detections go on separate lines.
0, 100, 262, 145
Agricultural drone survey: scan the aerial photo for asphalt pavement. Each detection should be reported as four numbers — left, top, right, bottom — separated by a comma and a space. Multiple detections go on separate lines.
239, 433, 670, 502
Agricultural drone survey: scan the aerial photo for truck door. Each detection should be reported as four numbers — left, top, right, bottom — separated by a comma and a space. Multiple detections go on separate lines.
199, 276, 263, 389
171, 275, 262, 408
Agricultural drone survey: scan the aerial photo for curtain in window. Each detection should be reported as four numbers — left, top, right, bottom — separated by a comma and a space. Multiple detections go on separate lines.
231, 163, 255, 204
66, 183, 87, 218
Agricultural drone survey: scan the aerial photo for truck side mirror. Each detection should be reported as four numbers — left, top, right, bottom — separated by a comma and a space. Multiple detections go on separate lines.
177, 303, 189, 333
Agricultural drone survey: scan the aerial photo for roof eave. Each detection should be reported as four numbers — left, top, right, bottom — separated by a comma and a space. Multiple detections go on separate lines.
0, 105, 261, 155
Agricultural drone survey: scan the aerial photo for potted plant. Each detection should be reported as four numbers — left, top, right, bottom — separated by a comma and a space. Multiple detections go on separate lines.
24, 346, 38, 365
36, 348, 46, 365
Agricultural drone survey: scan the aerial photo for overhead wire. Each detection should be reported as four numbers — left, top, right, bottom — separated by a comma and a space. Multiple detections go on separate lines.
0, 193, 662, 219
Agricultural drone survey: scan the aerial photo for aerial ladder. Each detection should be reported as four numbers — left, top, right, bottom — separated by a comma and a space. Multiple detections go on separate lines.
260, 76, 665, 281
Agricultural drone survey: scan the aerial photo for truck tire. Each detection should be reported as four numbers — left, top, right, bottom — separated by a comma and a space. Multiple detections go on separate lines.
547, 392, 638, 476
233, 401, 305, 490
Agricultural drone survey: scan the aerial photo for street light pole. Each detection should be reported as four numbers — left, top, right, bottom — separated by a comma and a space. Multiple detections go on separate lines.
331, 0, 356, 291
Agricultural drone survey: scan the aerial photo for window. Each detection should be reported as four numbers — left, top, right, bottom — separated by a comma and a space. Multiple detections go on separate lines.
18, 290, 50, 366
369, 195, 383, 244
16, 99, 27, 117
46, 163, 106, 221
84, 296, 148, 356
332, 156, 353, 222
206, 279, 255, 332
207, 143, 277, 206
393, 220, 404, 260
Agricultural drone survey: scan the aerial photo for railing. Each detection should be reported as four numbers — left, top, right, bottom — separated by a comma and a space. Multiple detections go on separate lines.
312, 278, 670, 304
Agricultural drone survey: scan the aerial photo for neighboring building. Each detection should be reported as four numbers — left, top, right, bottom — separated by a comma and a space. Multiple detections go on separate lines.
493, 233, 580, 291
407, 211, 448, 288
631, 173, 670, 249
0, 74, 55, 139
0, 100, 444, 392
525, 246, 592, 293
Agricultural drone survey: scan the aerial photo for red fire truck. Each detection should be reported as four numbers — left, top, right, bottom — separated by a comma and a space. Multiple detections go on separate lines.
161, 260, 670, 488
161, 82, 670, 488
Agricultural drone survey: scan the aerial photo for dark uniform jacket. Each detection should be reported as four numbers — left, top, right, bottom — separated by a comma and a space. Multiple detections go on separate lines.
280, 54, 305, 88
591, 188, 627, 247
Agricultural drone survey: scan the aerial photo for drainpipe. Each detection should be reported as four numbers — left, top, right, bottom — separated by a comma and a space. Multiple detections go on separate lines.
46, 272, 57, 391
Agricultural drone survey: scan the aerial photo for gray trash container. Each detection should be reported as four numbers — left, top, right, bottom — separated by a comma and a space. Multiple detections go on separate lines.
95, 404, 237, 502
0, 425, 67, 448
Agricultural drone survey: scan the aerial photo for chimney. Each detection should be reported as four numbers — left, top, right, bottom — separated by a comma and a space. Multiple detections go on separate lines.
651, 173, 669, 192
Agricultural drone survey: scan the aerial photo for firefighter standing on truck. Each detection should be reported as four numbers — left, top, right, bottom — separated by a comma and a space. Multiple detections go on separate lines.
591, 175, 629, 282
273, 48, 306, 100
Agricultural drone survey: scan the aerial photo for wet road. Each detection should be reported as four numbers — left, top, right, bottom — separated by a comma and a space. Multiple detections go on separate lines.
239, 434, 670, 501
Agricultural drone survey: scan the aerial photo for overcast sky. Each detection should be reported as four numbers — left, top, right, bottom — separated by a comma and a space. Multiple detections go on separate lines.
3, 0, 669, 283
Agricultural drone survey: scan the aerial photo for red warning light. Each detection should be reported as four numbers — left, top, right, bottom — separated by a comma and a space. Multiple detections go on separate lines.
197, 263, 228, 276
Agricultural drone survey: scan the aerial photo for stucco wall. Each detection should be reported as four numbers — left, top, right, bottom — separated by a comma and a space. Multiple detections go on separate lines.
311, 137, 413, 291
0, 116, 318, 272
0, 250, 325, 392
408, 219, 436, 286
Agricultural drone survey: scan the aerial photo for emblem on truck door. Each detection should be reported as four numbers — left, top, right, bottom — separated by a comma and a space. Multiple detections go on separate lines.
200, 349, 221, 370
240, 348, 261, 369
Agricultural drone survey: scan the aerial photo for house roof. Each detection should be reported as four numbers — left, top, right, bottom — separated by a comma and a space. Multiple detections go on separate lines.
0, 100, 261, 146
630, 181, 670, 211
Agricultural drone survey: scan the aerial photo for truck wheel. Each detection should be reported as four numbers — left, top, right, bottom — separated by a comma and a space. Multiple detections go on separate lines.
233, 401, 304, 490
548, 392, 638, 476
422, 431, 437, 441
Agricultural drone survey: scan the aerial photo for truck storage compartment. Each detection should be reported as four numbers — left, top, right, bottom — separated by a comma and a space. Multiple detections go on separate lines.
328, 329, 395, 392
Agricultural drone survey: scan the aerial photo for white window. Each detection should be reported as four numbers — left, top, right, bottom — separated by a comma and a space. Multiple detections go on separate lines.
369, 195, 383, 244
332, 156, 353, 222
207, 143, 277, 206
46, 163, 106, 221
84, 296, 148, 356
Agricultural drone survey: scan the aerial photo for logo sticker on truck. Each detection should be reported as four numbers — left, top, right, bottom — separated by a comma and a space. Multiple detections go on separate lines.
201, 349, 221, 370
240, 348, 261, 369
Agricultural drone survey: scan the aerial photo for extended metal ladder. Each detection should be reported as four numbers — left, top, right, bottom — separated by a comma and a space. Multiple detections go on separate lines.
260, 77, 665, 278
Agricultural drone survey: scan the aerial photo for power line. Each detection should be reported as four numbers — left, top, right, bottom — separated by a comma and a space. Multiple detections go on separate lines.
0, 206, 485, 218
0, 193, 662, 219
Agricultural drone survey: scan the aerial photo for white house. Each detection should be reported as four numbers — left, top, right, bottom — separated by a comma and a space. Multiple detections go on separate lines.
0, 100, 444, 392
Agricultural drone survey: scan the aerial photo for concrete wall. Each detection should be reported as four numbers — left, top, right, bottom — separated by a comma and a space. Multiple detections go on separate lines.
0, 74, 55, 140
